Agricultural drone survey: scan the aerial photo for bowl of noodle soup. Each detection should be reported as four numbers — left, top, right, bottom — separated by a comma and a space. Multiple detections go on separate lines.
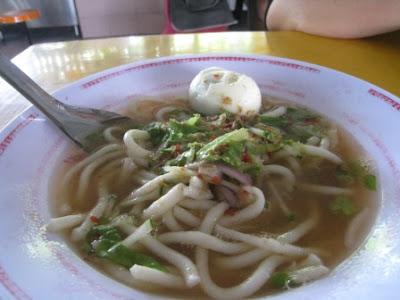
0, 54, 399, 299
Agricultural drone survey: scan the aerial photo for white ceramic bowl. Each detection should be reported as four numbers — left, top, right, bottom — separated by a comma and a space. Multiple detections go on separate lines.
1, 54, 399, 299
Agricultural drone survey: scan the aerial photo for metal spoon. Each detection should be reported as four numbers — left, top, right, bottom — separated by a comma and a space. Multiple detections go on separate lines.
0, 51, 137, 153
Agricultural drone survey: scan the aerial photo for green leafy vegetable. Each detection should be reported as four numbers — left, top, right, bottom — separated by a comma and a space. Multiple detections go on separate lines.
259, 116, 287, 127
167, 144, 199, 167
364, 174, 377, 191
285, 107, 319, 122
97, 216, 110, 225
336, 161, 377, 192
336, 171, 355, 185
329, 195, 357, 216
197, 128, 250, 161
86, 225, 166, 272
269, 272, 294, 289
144, 122, 168, 147
201, 140, 246, 167
286, 214, 295, 221
260, 107, 325, 143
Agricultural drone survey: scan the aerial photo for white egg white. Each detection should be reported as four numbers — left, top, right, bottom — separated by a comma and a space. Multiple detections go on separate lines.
188, 67, 261, 116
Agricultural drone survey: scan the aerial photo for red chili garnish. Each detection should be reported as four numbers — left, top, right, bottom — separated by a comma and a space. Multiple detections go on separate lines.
209, 136, 216, 141
175, 144, 181, 154
224, 123, 233, 129
197, 173, 204, 180
211, 176, 221, 185
218, 143, 227, 149
266, 152, 273, 158
242, 153, 252, 163
224, 208, 236, 216
213, 74, 220, 78
305, 117, 318, 124
90, 215, 99, 223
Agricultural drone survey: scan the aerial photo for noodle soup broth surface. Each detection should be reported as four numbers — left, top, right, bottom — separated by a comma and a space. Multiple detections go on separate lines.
48, 95, 379, 299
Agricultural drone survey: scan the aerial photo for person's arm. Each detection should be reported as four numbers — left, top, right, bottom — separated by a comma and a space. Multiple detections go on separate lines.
266, 0, 400, 38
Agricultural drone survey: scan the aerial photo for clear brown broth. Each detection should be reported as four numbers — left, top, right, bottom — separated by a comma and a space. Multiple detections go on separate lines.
49, 96, 379, 299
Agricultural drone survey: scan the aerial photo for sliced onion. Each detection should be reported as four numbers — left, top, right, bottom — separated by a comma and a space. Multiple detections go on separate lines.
217, 164, 252, 185
215, 186, 237, 207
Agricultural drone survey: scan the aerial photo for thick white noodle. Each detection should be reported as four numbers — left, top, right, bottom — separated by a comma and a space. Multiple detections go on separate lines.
96, 158, 122, 175
173, 206, 201, 228
183, 176, 213, 201
155, 106, 182, 121
77, 150, 125, 200
111, 214, 137, 235
130, 265, 186, 288
300, 144, 342, 164
163, 210, 184, 231
296, 183, 353, 196
141, 236, 200, 287
249, 127, 268, 138
273, 144, 341, 164
286, 156, 302, 175
278, 218, 317, 244
133, 169, 158, 186
129, 201, 146, 218
195, 201, 289, 299
58, 203, 72, 215
320, 137, 330, 149
118, 157, 137, 183
306, 136, 320, 146
214, 248, 270, 269
142, 183, 186, 220
121, 188, 160, 207
344, 207, 371, 248
262, 106, 287, 117
123, 129, 152, 167
293, 254, 323, 269
103, 173, 120, 217
71, 186, 110, 241
327, 128, 339, 149
262, 165, 296, 191
121, 219, 153, 248
103, 126, 124, 143
289, 265, 329, 284
100, 259, 139, 287
199, 252, 289, 299
220, 179, 240, 193
267, 182, 292, 216
61, 144, 123, 192
218, 186, 265, 227
46, 214, 86, 232
215, 225, 307, 256
179, 198, 216, 210
158, 231, 252, 254
199, 201, 228, 232
132, 167, 195, 198
215, 218, 317, 269
272, 145, 297, 161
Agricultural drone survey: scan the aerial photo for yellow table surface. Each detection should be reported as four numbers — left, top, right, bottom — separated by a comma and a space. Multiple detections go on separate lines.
1, 30, 399, 131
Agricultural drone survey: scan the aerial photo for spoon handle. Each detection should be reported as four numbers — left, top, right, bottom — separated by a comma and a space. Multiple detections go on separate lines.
0, 51, 67, 127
